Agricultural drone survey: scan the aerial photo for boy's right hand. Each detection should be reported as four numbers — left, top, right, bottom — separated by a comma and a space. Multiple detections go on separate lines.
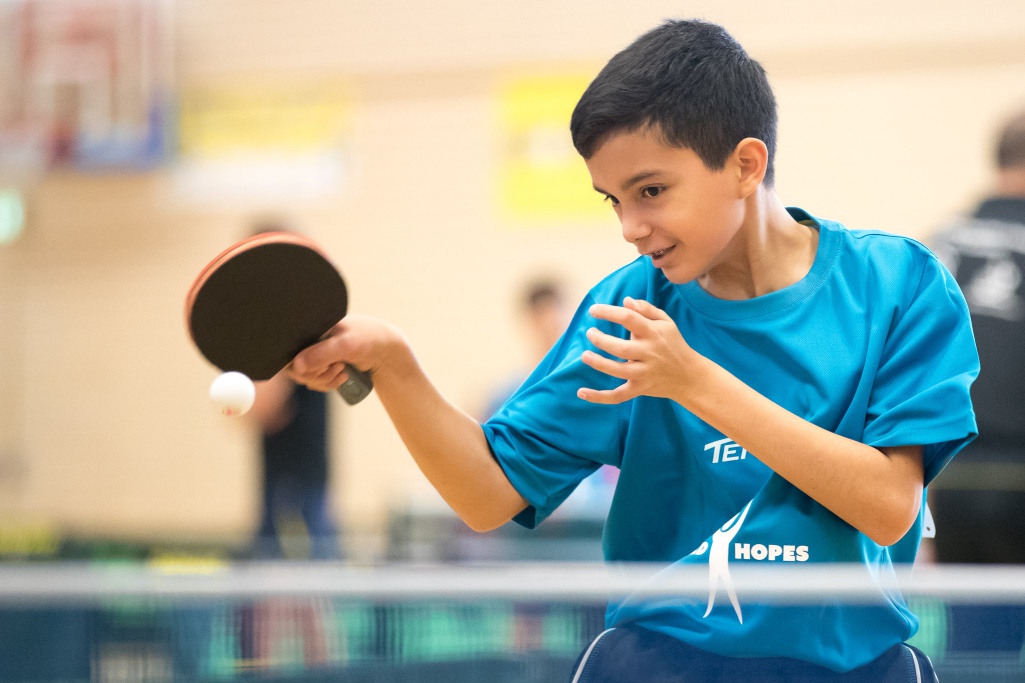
288, 314, 405, 393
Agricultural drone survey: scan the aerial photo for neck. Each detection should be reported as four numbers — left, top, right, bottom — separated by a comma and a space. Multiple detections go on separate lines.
698, 188, 818, 300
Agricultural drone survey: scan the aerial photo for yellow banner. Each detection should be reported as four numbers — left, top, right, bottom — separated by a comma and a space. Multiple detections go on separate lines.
497, 74, 609, 223
179, 84, 352, 156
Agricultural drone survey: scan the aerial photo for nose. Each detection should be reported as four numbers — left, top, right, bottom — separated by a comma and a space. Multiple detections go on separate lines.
620, 210, 652, 245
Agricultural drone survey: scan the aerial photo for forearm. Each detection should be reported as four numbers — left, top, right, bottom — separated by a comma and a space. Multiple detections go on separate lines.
680, 359, 922, 546
372, 347, 528, 532
582, 299, 925, 546
289, 317, 528, 532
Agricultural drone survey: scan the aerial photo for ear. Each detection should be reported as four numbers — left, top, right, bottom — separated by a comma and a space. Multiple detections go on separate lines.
732, 138, 769, 197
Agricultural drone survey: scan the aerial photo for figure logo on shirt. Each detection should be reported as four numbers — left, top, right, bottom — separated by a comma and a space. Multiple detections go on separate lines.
701, 501, 752, 624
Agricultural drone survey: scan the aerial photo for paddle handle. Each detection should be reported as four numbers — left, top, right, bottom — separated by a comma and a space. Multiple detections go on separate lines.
337, 365, 374, 405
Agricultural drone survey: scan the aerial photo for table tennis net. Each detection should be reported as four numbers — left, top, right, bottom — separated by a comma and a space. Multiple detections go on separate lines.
0, 562, 1022, 682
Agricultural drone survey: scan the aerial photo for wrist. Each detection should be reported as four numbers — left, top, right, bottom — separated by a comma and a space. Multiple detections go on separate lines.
672, 352, 718, 408
373, 326, 418, 381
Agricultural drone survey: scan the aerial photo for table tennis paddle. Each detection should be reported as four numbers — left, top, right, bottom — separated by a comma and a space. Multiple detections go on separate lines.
185, 231, 373, 405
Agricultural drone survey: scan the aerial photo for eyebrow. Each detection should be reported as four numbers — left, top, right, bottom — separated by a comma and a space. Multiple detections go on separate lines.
592, 170, 663, 196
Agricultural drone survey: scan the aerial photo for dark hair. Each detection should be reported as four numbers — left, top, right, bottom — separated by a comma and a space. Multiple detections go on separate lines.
996, 110, 1025, 169
570, 19, 778, 185
523, 279, 565, 311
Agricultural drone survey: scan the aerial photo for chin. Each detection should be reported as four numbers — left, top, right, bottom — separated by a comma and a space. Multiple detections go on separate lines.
660, 267, 694, 285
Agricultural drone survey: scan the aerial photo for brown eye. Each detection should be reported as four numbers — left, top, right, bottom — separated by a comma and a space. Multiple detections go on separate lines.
641, 186, 664, 198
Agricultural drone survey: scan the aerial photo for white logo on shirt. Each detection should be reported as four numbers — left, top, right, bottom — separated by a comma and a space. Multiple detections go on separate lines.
704, 438, 748, 464
697, 502, 812, 624
701, 502, 751, 624
734, 543, 809, 562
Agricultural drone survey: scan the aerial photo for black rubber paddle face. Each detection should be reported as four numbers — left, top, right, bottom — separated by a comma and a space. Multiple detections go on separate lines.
189, 242, 347, 381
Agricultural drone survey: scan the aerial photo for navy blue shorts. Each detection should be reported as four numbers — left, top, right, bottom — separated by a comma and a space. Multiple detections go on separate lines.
569, 625, 937, 682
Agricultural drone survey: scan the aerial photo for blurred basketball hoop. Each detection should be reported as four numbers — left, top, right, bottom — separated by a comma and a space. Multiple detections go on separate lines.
0, 0, 172, 173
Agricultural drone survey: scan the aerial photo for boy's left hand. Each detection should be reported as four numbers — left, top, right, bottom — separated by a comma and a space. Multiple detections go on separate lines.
578, 297, 699, 404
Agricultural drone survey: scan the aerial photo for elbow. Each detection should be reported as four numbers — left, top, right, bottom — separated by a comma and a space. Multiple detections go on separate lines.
867, 526, 909, 549
448, 478, 528, 533
864, 444, 926, 547
457, 485, 528, 533
461, 510, 512, 533
459, 500, 527, 533
865, 489, 922, 547
463, 517, 504, 534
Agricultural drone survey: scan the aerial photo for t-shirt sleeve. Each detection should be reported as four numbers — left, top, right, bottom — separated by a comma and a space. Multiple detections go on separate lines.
481, 293, 629, 528
862, 250, 979, 484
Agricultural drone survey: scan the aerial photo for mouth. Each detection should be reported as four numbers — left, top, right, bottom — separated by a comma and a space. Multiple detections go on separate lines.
647, 246, 675, 265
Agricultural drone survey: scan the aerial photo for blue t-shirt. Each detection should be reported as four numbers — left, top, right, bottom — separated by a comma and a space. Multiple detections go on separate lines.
481, 208, 978, 672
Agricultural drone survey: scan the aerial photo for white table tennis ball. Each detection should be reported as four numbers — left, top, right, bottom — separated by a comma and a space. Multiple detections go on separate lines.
210, 371, 256, 416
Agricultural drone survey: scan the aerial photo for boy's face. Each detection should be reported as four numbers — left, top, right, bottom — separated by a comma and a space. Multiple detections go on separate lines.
584, 127, 746, 285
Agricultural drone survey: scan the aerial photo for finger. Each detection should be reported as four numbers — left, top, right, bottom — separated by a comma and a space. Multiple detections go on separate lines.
309, 335, 351, 366
290, 353, 312, 377
309, 363, 349, 392
623, 296, 672, 322
291, 353, 338, 384
577, 385, 635, 405
581, 350, 633, 380
292, 331, 352, 376
315, 362, 347, 385
291, 341, 331, 375
586, 327, 636, 360
588, 303, 647, 331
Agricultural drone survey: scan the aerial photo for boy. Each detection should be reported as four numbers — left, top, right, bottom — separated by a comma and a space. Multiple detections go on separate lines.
289, 19, 978, 682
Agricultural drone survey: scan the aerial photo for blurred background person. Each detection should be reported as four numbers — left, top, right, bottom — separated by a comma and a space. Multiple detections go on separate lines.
246, 221, 343, 561
482, 277, 574, 420
928, 108, 1025, 655
482, 277, 617, 521
929, 109, 1025, 565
